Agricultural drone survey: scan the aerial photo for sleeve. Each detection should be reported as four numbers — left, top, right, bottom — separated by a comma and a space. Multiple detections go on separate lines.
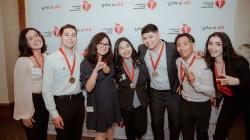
192, 62, 216, 97
232, 58, 250, 93
13, 57, 35, 120
42, 56, 58, 118
80, 60, 93, 90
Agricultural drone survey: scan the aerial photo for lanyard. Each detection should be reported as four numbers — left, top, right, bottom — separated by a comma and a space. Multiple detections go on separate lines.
123, 62, 135, 81
59, 48, 76, 77
149, 44, 164, 72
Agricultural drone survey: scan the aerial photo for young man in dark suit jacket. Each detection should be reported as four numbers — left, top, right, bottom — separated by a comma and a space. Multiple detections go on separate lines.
138, 24, 180, 140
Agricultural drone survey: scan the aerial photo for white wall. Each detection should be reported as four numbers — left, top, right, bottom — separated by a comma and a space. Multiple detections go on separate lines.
0, 0, 19, 103
0, 1, 9, 103
234, 0, 250, 47
0, 0, 249, 105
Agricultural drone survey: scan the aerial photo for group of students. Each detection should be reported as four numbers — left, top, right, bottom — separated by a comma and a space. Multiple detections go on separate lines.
13, 23, 250, 140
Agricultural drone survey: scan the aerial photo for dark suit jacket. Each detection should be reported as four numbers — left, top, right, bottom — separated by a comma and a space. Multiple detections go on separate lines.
218, 57, 250, 111
114, 62, 149, 111
138, 40, 179, 94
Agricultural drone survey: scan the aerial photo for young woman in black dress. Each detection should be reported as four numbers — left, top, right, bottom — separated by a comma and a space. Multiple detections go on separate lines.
80, 32, 121, 140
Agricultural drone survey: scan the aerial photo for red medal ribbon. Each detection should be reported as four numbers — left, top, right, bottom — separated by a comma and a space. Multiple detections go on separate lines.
123, 61, 135, 81
178, 55, 196, 93
214, 63, 233, 97
59, 48, 76, 77
149, 44, 164, 72
180, 55, 196, 84
32, 55, 44, 69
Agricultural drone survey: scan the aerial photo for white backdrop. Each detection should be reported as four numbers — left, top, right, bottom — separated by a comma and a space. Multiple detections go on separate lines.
25, 0, 236, 139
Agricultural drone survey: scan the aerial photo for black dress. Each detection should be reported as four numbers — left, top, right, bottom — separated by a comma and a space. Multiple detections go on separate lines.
80, 60, 121, 132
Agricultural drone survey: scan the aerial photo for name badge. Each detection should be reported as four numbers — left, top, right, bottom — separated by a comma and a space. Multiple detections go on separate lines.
32, 67, 42, 75
119, 74, 126, 81
86, 106, 94, 112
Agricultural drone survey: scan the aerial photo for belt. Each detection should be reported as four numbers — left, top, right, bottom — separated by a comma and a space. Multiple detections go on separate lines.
150, 87, 170, 93
54, 92, 82, 100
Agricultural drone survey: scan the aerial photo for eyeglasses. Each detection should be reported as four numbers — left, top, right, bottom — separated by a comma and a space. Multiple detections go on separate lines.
98, 43, 110, 48
26, 34, 41, 42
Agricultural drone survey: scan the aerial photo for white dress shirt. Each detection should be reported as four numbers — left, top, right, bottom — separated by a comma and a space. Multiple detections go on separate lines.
42, 49, 83, 118
176, 54, 215, 102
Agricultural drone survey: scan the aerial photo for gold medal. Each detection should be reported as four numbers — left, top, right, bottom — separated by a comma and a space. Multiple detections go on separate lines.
69, 77, 75, 84
103, 66, 110, 74
130, 83, 135, 89
151, 71, 158, 77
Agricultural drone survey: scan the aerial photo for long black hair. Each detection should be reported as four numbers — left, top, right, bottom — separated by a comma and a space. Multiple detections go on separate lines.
204, 32, 242, 69
18, 28, 47, 57
113, 37, 139, 73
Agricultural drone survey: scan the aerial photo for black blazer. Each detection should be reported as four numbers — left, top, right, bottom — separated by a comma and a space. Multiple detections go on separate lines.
114, 62, 148, 111
138, 40, 179, 94
217, 57, 250, 111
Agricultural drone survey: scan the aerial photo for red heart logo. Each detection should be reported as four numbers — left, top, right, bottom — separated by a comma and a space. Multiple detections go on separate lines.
53, 27, 60, 37
147, 0, 157, 10
82, 1, 91, 11
114, 24, 124, 34
215, 0, 225, 9
181, 24, 191, 33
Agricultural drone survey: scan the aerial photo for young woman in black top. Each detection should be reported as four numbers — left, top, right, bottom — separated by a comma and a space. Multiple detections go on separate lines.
113, 37, 149, 140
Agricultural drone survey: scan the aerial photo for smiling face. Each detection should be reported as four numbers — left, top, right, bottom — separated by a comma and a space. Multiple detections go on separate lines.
97, 37, 110, 56
142, 31, 161, 50
61, 28, 77, 49
118, 40, 133, 59
207, 36, 223, 58
26, 30, 43, 50
176, 36, 194, 61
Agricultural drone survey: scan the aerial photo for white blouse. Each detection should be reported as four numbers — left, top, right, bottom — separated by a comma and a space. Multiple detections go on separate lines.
13, 57, 43, 120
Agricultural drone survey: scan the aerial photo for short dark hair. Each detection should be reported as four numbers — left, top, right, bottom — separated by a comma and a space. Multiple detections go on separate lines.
59, 24, 77, 36
18, 28, 47, 57
174, 33, 195, 46
85, 32, 113, 66
141, 24, 158, 35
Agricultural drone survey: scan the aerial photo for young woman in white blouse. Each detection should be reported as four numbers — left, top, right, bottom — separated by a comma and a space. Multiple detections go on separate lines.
13, 28, 49, 140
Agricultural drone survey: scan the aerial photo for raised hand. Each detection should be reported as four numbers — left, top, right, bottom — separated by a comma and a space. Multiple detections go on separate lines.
216, 73, 240, 86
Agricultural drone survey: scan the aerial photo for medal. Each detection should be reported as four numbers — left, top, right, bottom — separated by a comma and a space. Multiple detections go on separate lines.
151, 71, 158, 77
216, 91, 223, 99
59, 48, 76, 84
69, 77, 76, 84
123, 60, 136, 89
103, 66, 110, 74
130, 83, 135, 89
150, 43, 164, 78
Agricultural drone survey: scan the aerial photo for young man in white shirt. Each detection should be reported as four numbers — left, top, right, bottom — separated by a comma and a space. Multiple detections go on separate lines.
43, 24, 85, 140
175, 33, 215, 140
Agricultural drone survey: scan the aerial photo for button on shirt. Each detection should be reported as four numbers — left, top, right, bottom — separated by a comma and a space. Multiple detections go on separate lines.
42, 50, 83, 118
176, 54, 215, 102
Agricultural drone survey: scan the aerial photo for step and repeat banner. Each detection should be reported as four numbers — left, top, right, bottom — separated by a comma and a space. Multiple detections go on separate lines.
25, 0, 236, 139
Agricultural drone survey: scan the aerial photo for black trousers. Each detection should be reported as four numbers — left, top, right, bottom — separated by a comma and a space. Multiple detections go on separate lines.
149, 88, 180, 140
180, 98, 211, 140
214, 96, 250, 140
121, 106, 147, 140
23, 94, 49, 140
54, 93, 85, 140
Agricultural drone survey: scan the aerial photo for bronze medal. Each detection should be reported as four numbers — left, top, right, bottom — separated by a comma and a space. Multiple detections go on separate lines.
130, 83, 135, 89
103, 66, 110, 74
216, 91, 223, 99
69, 77, 75, 84
151, 71, 158, 77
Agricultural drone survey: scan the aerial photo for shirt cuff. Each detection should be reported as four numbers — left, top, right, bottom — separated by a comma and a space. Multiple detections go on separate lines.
50, 110, 59, 119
